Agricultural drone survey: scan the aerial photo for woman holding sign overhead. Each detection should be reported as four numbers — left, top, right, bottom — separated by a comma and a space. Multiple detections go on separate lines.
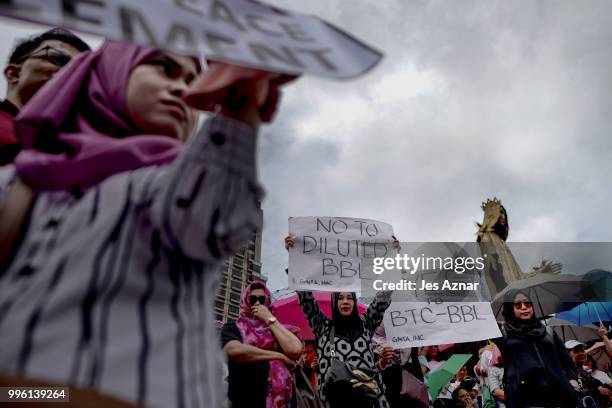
285, 236, 394, 408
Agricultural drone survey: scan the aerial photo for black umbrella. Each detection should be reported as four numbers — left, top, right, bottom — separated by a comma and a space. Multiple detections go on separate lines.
491, 273, 595, 319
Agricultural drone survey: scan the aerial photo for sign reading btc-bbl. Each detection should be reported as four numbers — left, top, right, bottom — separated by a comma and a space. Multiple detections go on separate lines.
288, 216, 395, 292
383, 300, 501, 348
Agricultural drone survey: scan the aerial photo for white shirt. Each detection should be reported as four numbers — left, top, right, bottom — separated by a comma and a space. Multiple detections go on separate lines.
428, 359, 445, 372
592, 369, 611, 385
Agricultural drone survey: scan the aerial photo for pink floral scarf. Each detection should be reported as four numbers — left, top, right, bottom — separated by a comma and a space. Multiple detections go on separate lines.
236, 281, 301, 408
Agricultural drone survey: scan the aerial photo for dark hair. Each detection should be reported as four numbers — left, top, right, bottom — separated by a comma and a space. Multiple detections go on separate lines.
426, 345, 440, 361
452, 387, 469, 401
502, 289, 532, 322
587, 354, 597, 368
250, 281, 265, 289
433, 398, 453, 408
8, 28, 90, 64
460, 377, 477, 391
331, 292, 362, 341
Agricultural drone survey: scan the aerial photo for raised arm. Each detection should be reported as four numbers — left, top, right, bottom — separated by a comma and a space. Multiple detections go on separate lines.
364, 290, 393, 333
297, 291, 328, 338
146, 64, 288, 261
598, 324, 612, 359
362, 237, 398, 332
287, 236, 329, 338
148, 114, 262, 260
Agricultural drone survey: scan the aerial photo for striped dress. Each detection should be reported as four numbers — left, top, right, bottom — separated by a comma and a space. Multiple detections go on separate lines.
0, 115, 262, 408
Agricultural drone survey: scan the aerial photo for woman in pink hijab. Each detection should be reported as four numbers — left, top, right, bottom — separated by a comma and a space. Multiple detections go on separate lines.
0, 40, 288, 408
222, 281, 303, 408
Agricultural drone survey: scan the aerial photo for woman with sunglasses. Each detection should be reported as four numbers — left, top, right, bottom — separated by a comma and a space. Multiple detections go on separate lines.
221, 281, 303, 408
497, 289, 579, 407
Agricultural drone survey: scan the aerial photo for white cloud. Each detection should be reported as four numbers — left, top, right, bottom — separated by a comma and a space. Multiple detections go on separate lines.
1, 2, 611, 291
259, 0, 612, 289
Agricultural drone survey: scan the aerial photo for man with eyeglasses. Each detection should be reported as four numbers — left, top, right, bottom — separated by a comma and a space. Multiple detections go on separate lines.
0, 27, 90, 164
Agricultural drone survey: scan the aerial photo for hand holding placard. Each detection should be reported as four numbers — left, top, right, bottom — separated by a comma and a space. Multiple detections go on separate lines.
185, 62, 297, 127
287, 216, 395, 292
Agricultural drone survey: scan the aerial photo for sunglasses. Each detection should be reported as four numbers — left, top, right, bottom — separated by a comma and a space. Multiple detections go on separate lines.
16, 46, 73, 67
513, 301, 533, 309
248, 295, 266, 306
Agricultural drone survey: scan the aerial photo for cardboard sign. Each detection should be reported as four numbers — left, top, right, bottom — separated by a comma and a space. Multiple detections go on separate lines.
288, 216, 395, 292
383, 301, 502, 348
0, 0, 382, 79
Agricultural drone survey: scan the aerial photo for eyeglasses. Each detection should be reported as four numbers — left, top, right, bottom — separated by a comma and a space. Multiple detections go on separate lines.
248, 295, 266, 306
513, 301, 533, 309
15, 46, 73, 67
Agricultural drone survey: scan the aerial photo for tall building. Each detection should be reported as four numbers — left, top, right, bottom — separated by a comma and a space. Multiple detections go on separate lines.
215, 231, 266, 323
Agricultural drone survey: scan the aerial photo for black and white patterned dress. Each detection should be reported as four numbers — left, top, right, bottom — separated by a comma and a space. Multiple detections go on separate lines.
297, 291, 392, 408
0, 116, 262, 408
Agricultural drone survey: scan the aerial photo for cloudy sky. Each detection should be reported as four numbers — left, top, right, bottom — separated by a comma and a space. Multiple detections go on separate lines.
1, 1, 611, 292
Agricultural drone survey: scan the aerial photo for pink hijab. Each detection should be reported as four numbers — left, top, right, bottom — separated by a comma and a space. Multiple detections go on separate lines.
13, 41, 200, 190
236, 281, 301, 408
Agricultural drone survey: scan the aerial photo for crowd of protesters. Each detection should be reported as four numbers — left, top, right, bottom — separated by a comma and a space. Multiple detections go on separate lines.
0, 28, 611, 408
217, 276, 612, 408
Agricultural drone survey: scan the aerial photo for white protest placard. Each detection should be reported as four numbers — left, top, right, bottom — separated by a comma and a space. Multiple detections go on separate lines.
0, 0, 382, 79
288, 216, 395, 292
383, 301, 502, 348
